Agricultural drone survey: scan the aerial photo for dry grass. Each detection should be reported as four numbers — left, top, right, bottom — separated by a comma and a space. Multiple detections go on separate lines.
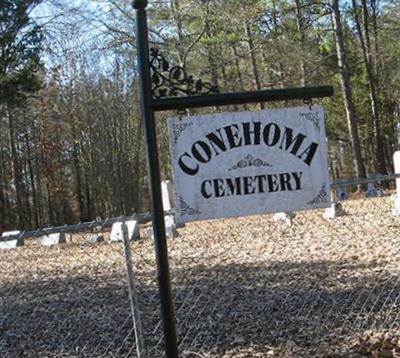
1, 195, 400, 357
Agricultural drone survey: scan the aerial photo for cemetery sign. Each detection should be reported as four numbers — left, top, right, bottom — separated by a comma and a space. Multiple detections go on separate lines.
134, 3, 333, 354
169, 105, 331, 223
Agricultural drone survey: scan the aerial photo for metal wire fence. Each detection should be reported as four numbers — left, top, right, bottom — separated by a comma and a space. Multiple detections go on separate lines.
1, 176, 400, 357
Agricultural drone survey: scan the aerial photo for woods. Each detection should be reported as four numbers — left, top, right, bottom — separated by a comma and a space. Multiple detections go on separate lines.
1, 0, 400, 230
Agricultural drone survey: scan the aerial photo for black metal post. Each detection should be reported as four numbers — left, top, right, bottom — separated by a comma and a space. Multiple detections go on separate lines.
133, 1, 178, 357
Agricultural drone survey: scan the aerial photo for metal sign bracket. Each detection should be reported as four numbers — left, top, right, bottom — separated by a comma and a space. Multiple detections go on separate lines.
133, 1, 333, 357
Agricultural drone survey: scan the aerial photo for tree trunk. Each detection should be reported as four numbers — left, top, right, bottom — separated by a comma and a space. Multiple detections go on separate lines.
0, 135, 5, 234
0, 108, 6, 232
6, 105, 26, 228
232, 44, 249, 110
243, 18, 264, 109
294, 0, 307, 86
370, 0, 379, 77
132, 118, 143, 212
352, 0, 387, 174
73, 142, 86, 221
204, 20, 219, 90
24, 131, 39, 227
271, 0, 287, 90
170, 0, 185, 67
331, 0, 366, 180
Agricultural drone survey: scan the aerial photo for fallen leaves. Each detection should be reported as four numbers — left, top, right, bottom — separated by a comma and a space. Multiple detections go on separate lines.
1, 196, 400, 356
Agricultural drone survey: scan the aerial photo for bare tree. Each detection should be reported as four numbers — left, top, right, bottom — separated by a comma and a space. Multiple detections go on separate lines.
352, 0, 387, 174
331, 0, 366, 180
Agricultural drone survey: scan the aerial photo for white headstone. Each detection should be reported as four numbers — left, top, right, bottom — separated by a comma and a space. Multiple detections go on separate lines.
110, 220, 140, 242
41, 233, 66, 246
165, 225, 178, 239
162, 180, 185, 228
273, 212, 295, 226
147, 213, 180, 240
164, 214, 175, 228
0, 230, 23, 250
393, 151, 400, 215
147, 222, 179, 240
323, 202, 345, 219
162, 180, 175, 211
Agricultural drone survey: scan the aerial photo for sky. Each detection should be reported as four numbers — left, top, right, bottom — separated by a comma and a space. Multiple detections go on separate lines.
30, 1, 123, 75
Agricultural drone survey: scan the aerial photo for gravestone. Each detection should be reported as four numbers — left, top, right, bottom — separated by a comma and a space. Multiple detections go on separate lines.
162, 180, 185, 229
0, 230, 23, 250
110, 220, 140, 242
147, 196, 179, 240
165, 214, 178, 238
41, 233, 66, 246
393, 151, 400, 215
273, 212, 295, 226
147, 224, 178, 240
323, 202, 345, 219
162, 180, 175, 211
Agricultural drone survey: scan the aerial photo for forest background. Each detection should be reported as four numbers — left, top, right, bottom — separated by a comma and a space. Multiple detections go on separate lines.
1, 0, 400, 230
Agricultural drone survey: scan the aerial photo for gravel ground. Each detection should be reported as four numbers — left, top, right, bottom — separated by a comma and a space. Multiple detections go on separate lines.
1, 195, 400, 357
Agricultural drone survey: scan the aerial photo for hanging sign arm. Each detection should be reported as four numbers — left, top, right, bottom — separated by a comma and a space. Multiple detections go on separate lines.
151, 85, 333, 112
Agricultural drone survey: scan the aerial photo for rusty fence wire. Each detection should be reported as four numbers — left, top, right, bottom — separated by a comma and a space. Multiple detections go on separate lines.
1, 176, 400, 357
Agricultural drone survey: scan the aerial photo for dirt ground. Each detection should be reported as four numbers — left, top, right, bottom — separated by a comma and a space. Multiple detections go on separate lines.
1, 195, 400, 357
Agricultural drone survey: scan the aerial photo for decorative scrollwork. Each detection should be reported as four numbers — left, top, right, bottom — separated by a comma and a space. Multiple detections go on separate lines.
178, 196, 201, 216
172, 122, 193, 145
150, 48, 219, 99
307, 184, 328, 205
228, 154, 272, 171
299, 111, 321, 132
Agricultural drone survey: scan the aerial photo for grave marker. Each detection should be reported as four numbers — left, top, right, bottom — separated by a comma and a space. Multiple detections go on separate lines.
148, 211, 179, 240
273, 212, 295, 226
148, 226, 178, 240
110, 220, 140, 242
162, 180, 185, 229
0, 231, 23, 250
41, 233, 66, 246
162, 180, 175, 211
323, 202, 345, 219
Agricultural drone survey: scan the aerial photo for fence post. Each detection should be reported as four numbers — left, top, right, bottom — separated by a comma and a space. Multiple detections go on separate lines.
122, 221, 146, 358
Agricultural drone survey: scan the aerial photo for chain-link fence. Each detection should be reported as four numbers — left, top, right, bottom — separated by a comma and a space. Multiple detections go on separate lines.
1, 177, 400, 357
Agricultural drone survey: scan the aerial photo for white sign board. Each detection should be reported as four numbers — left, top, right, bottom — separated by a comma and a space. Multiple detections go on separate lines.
168, 106, 331, 223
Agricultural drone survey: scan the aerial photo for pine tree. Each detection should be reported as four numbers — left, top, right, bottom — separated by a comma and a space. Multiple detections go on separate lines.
0, 0, 42, 103
0, 0, 43, 229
